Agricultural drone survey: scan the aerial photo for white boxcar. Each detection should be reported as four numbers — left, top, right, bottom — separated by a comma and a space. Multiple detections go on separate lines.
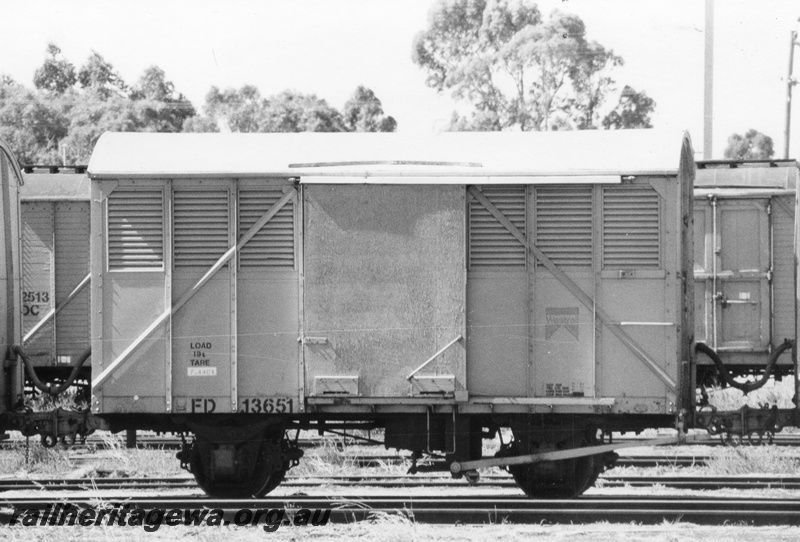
84, 130, 696, 499
87, 131, 694, 417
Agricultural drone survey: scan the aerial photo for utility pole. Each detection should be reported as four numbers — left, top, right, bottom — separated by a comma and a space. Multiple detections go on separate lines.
785, 26, 799, 159
703, 0, 714, 160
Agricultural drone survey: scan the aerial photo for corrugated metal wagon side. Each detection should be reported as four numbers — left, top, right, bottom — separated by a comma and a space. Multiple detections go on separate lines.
19, 171, 91, 384
464, 178, 686, 415
90, 177, 301, 416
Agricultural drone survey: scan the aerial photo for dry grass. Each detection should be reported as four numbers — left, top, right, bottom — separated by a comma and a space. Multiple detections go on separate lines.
705, 445, 800, 476
83, 433, 183, 478
704, 377, 797, 411
0, 426, 798, 540
0, 432, 182, 479
293, 437, 407, 478
24, 387, 89, 412
0, 439, 75, 475
607, 442, 800, 479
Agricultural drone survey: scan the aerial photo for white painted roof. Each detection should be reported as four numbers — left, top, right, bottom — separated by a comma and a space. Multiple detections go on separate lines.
695, 160, 798, 190
88, 130, 692, 181
20, 173, 91, 200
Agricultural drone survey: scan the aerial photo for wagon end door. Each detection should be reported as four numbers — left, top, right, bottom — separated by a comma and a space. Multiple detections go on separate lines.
714, 198, 770, 353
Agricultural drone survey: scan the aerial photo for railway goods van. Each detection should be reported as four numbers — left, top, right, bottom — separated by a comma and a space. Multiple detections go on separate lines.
86, 130, 695, 497
693, 160, 798, 383
19, 168, 91, 384
0, 130, 797, 500
0, 142, 22, 406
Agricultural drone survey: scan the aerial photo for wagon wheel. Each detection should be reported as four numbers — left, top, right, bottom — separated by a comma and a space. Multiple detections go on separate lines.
189, 437, 288, 499
259, 467, 287, 495
508, 428, 605, 499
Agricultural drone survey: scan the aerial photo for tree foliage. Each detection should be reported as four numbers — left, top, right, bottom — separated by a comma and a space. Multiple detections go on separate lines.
77, 51, 127, 99
601, 85, 655, 130
413, 0, 654, 131
2, 44, 396, 164
262, 90, 347, 132
59, 97, 149, 163
202, 86, 348, 132
131, 66, 196, 133
0, 46, 197, 163
343, 86, 397, 132
0, 79, 69, 164
188, 85, 397, 134
33, 43, 76, 94
723, 129, 775, 160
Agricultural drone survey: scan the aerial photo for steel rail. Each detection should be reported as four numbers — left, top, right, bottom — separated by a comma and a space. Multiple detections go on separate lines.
6, 431, 800, 450
1, 495, 799, 526
3, 474, 800, 492
14, 450, 714, 469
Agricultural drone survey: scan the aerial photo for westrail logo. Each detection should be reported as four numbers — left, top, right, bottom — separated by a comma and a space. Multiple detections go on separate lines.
545, 307, 579, 341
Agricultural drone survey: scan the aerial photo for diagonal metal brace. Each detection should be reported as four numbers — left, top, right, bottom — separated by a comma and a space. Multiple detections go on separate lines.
24, 273, 91, 344
467, 186, 677, 393
93, 187, 297, 389
406, 335, 463, 381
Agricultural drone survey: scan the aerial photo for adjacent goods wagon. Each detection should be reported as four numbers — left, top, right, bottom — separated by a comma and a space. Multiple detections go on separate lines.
0, 142, 23, 408
82, 130, 697, 498
19, 168, 91, 383
693, 160, 798, 384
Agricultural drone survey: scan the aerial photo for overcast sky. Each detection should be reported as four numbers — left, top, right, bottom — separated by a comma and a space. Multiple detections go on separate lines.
1, 0, 798, 158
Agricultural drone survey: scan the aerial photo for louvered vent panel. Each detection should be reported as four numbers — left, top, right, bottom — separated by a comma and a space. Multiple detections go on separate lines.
469, 186, 526, 268
238, 189, 295, 268
602, 185, 661, 268
173, 190, 229, 268
107, 189, 164, 270
535, 187, 593, 266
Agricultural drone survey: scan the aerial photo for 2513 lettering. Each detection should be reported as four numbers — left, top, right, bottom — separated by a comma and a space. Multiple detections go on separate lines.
23, 291, 49, 303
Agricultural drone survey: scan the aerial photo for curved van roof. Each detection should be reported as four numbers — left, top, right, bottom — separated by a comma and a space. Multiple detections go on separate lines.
88, 130, 694, 183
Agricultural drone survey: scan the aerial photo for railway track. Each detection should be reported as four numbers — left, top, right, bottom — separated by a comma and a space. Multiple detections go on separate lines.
3, 433, 800, 451
1, 432, 784, 471
1, 494, 798, 525
324, 454, 713, 469
0, 435, 366, 451
2, 473, 800, 492
59, 452, 712, 469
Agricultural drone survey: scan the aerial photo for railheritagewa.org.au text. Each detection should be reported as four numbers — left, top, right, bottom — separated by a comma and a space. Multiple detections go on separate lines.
8, 503, 331, 532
